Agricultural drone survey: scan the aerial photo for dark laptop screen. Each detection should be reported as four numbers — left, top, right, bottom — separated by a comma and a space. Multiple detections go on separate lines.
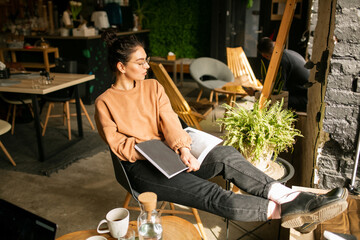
0, 199, 57, 240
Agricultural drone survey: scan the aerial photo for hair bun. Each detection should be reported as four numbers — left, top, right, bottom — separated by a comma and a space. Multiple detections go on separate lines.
101, 29, 118, 47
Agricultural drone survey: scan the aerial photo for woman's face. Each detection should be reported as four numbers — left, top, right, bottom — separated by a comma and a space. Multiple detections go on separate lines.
122, 46, 149, 81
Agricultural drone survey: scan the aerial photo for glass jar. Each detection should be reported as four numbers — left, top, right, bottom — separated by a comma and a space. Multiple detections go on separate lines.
137, 192, 163, 240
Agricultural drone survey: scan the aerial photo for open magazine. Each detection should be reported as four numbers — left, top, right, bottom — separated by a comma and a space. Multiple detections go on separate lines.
135, 127, 223, 178
184, 127, 223, 164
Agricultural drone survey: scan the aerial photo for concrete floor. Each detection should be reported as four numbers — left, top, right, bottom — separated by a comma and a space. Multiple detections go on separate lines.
0, 81, 289, 240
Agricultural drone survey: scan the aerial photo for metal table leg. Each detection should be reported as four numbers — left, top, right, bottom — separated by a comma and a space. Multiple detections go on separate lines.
226, 180, 230, 240
74, 85, 83, 138
31, 94, 45, 162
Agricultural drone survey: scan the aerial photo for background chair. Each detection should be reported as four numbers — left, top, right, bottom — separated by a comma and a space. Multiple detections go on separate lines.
226, 47, 263, 95
109, 148, 208, 240
150, 62, 214, 130
189, 57, 234, 103
41, 87, 95, 141
0, 93, 35, 135
41, 59, 95, 140
0, 120, 16, 166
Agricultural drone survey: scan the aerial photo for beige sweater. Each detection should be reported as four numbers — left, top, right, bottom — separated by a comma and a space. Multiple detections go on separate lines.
94, 79, 191, 162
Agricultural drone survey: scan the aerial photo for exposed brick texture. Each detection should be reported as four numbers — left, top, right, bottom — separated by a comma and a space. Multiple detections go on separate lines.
316, 0, 360, 189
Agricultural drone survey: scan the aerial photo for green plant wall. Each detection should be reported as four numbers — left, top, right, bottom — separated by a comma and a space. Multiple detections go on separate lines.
137, 0, 211, 58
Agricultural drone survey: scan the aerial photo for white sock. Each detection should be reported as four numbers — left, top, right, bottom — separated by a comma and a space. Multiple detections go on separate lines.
267, 183, 300, 204
267, 201, 281, 219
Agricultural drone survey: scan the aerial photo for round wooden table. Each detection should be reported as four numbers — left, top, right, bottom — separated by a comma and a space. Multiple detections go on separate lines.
56, 216, 201, 240
215, 81, 249, 107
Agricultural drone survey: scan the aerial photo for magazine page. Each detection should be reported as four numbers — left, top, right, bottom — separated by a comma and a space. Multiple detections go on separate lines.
184, 127, 223, 164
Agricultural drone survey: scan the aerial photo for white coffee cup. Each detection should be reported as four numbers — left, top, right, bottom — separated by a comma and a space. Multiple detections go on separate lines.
97, 208, 129, 238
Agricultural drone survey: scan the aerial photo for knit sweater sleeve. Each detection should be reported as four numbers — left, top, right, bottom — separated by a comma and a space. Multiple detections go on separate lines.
156, 82, 192, 153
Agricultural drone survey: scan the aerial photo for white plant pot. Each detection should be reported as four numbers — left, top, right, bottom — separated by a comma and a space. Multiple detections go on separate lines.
243, 148, 286, 181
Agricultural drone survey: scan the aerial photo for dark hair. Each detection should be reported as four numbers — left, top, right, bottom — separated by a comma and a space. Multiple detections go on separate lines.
257, 37, 274, 54
101, 29, 144, 72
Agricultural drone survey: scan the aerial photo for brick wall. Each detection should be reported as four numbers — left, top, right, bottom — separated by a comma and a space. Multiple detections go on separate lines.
316, 0, 360, 189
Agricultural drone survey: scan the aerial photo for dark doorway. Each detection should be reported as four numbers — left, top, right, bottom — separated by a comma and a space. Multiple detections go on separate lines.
210, 0, 310, 79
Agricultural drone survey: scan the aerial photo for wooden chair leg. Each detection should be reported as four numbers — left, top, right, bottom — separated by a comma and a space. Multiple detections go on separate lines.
6, 104, 12, 121
65, 101, 71, 140
42, 103, 54, 136
63, 103, 66, 126
158, 202, 167, 215
229, 95, 236, 107
194, 121, 202, 131
27, 103, 34, 116
0, 141, 16, 166
169, 202, 176, 211
123, 192, 132, 209
196, 89, 203, 102
159, 202, 167, 210
169, 202, 176, 216
209, 91, 214, 102
11, 105, 16, 135
158, 202, 176, 216
122, 192, 141, 212
79, 99, 95, 130
191, 208, 208, 240
28, 104, 43, 128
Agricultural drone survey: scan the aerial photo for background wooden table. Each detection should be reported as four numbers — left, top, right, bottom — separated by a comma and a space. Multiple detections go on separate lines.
0, 47, 59, 72
0, 72, 94, 162
150, 57, 184, 86
214, 81, 248, 107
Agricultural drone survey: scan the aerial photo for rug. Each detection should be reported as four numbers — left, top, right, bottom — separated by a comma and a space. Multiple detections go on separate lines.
0, 122, 107, 176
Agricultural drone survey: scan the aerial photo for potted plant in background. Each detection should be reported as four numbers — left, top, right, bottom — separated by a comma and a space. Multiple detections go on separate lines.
133, 0, 149, 31
69, 1, 82, 28
217, 99, 302, 181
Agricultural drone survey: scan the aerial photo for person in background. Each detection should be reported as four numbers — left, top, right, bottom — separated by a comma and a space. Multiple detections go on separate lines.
94, 29, 348, 234
257, 37, 309, 112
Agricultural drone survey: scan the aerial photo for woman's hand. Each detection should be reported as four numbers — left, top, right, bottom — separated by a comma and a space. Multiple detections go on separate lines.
179, 147, 200, 172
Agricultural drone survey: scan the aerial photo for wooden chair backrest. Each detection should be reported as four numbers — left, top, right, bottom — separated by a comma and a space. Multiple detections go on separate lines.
226, 46, 259, 87
149, 62, 202, 129
259, 0, 297, 109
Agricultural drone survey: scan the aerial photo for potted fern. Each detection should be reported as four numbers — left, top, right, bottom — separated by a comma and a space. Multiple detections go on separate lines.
217, 99, 302, 180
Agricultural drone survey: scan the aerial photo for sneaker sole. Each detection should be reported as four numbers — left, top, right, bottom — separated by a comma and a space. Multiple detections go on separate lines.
282, 199, 348, 228
294, 221, 319, 234
281, 189, 349, 229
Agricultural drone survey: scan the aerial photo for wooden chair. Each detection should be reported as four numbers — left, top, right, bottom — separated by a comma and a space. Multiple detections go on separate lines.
110, 148, 208, 240
42, 88, 95, 140
0, 93, 35, 135
0, 120, 16, 166
149, 62, 214, 130
226, 47, 263, 95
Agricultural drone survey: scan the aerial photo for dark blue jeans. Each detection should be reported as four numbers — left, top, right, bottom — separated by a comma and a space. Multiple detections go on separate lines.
123, 146, 276, 221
